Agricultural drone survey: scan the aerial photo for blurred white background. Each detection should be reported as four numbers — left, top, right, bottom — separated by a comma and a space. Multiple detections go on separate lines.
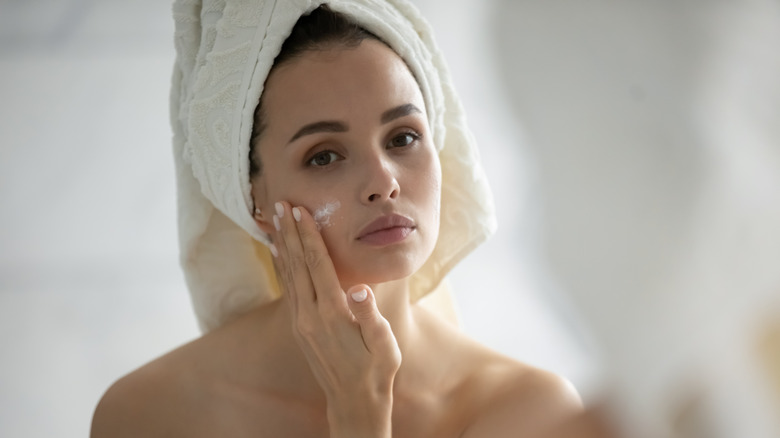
0, 1, 596, 437
493, 1, 780, 436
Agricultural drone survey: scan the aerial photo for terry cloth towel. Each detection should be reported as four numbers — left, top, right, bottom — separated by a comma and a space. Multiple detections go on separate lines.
171, 0, 496, 332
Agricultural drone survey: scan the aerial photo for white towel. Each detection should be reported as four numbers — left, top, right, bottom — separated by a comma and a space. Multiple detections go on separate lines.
171, 0, 496, 332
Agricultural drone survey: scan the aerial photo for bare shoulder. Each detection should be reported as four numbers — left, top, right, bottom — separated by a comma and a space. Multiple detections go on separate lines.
458, 341, 583, 438
90, 338, 207, 438
90, 303, 283, 438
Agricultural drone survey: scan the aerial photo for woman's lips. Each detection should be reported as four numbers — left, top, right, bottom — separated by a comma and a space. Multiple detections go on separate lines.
358, 226, 415, 245
357, 214, 416, 246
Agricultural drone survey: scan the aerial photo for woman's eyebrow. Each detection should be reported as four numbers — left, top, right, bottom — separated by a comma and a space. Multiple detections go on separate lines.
287, 103, 421, 144
289, 121, 348, 143
380, 103, 422, 124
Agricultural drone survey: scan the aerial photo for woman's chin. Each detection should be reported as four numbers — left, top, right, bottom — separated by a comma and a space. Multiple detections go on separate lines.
335, 262, 419, 289
328, 237, 436, 288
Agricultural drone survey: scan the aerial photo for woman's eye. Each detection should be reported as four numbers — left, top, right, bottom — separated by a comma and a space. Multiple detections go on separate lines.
389, 132, 420, 148
307, 150, 341, 167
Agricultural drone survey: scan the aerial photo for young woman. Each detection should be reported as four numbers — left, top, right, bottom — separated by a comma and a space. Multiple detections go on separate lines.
91, 2, 581, 437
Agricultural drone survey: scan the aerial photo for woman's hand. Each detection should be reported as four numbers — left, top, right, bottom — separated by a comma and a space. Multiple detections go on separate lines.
271, 201, 402, 438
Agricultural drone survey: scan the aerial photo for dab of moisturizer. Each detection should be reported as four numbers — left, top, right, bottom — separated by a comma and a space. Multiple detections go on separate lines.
312, 200, 341, 231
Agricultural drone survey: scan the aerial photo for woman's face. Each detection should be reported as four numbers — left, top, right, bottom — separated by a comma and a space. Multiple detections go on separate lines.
251, 39, 441, 288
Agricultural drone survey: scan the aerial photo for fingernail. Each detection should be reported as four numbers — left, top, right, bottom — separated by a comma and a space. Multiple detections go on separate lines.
275, 202, 284, 218
273, 215, 281, 231
269, 243, 278, 258
292, 207, 301, 222
351, 289, 368, 303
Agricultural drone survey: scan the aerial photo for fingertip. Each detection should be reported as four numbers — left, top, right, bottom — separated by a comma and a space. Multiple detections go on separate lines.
293, 205, 312, 222
351, 288, 368, 303
289, 205, 312, 229
347, 284, 372, 303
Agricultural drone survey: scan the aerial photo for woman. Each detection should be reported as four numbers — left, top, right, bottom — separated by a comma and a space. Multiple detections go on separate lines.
91, 2, 581, 437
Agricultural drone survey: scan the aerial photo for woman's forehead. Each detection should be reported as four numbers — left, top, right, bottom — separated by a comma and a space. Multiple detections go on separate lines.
261, 40, 426, 131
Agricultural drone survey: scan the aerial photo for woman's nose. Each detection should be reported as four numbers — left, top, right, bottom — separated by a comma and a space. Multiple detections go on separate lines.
361, 157, 400, 203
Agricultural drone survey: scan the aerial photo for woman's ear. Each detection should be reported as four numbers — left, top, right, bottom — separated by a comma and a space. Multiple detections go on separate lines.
251, 180, 276, 236
253, 206, 276, 236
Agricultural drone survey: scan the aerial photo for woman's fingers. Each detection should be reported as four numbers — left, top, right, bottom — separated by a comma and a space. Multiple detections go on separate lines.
291, 206, 348, 314
274, 202, 316, 317
271, 202, 401, 407
273, 200, 398, 353
270, 206, 295, 313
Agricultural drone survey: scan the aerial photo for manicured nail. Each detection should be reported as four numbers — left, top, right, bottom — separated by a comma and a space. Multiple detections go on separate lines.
254, 207, 262, 218
273, 215, 281, 231
292, 207, 301, 222
269, 243, 278, 258
351, 289, 368, 303
275, 202, 284, 218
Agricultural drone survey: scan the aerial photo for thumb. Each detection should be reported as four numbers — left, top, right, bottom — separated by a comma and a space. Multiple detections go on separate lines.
346, 284, 379, 323
346, 285, 396, 354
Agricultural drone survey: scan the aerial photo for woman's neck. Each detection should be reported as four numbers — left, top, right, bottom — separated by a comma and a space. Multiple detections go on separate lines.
371, 278, 457, 395
261, 277, 450, 397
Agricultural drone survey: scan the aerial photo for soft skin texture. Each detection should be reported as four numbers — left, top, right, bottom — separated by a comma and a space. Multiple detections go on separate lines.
91, 40, 582, 438
251, 39, 442, 291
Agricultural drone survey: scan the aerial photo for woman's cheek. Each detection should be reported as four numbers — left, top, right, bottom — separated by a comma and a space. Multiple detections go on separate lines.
310, 199, 342, 231
305, 198, 346, 261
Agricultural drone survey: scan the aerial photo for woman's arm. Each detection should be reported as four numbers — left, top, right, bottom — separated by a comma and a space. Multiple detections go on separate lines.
272, 201, 401, 438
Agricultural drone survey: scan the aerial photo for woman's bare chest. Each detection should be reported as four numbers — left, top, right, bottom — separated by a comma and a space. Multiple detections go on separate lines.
187, 385, 469, 438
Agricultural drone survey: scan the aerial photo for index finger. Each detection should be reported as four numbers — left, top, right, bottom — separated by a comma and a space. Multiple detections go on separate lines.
292, 205, 347, 311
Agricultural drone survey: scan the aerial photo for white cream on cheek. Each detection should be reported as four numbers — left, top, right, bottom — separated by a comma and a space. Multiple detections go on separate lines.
312, 200, 341, 231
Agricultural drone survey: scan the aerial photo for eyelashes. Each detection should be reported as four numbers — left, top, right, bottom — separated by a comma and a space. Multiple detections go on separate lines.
389, 132, 421, 148
303, 130, 423, 169
307, 150, 341, 167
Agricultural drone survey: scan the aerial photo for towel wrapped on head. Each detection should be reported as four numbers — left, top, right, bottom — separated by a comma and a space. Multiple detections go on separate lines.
171, 0, 496, 332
